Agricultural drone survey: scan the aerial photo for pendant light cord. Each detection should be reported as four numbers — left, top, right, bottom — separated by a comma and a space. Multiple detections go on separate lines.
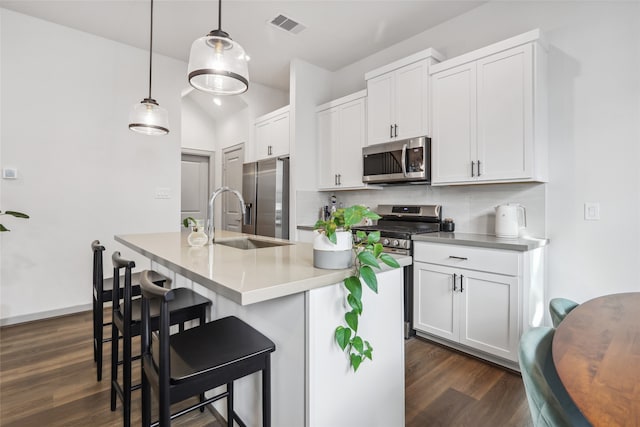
217, 0, 222, 31
148, 0, 154, 100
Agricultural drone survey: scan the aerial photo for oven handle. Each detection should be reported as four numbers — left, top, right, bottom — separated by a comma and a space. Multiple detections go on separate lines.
401, 143, 408, 177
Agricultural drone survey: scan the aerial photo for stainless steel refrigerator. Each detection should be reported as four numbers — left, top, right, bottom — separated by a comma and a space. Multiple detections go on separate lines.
242, 157, 290, 239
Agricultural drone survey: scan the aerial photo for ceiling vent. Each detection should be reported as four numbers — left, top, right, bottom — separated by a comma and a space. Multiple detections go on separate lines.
269, 14, 306, 34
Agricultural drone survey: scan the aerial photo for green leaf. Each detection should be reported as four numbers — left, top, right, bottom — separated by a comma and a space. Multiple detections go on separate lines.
360, 266, 378, 293
358, 251, 380, 269
313, 219, 327, 230
366, 230, 380, 244
363, 210, 381, 220
344, 276, 362, 300
352, 336, 364, 354
326, 222, 337, 244
4, 211, 29, 219
345, 310, 358, 332
0, 224, 8, 232
356, 230, 367, 240
347, 294, 363, 314
365, 340, 373, 352
335, 326, 351, 351
380, 253, 401, 268
373, 242, 383, 258
364, 349, 373, 360
350, 353, 363, 372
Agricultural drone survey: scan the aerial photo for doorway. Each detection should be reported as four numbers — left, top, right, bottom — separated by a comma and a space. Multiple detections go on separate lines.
181, 149, 215, 226
222, 143, 245, 232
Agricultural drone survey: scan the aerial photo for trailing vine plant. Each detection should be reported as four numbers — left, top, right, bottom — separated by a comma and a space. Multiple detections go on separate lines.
0, 210, 29, 232
314, 205, 400, 372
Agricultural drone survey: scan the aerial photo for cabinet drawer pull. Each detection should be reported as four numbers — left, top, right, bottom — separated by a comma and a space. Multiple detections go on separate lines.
390, 125, 393, 138
477, 160, 481, 177
471, 161, 475, 177
453, 273, 457, 291
449, 256, 468, 261
394, 124, 398, 138
460, 274, 464, 292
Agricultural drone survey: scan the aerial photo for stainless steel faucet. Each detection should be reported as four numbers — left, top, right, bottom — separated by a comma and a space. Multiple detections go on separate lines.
206, 186, 246, 245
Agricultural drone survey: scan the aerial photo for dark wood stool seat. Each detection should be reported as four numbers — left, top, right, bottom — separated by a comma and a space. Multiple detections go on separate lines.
110, 253, 211, 427
139, 271, 276, 427
91, 239, 165, 382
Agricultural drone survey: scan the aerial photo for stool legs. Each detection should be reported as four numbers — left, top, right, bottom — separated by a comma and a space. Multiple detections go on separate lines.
142, 367, 151, 427
263, 355, 271, 427
94, 294, 104, 381
110, 323, 119, 411
226, 382, 234, 427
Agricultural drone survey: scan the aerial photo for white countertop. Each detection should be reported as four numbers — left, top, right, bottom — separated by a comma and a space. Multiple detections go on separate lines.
115, 231, 412, 306
413, 232, 549, 251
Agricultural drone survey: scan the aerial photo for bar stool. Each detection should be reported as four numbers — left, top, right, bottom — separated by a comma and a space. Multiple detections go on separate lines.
91, 240, 165, 381
138, 270, 276, 427
549, 298, 579, 328
110, 253, 212, 427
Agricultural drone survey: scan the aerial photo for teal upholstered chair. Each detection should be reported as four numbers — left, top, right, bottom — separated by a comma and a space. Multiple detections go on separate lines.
549, 298, 579, 328
518, 327, 592, 427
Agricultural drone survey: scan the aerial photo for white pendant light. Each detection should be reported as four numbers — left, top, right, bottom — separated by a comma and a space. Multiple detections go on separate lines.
129, 0, 169, 135
187, 0, 249, 95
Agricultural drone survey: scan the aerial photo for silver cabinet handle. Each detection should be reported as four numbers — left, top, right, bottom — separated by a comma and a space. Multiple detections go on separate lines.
334, 174, 337, 186
338, 174, 341, 185
460, 274, 464, 292
477, 160, 481, 177
449, 255, 468, 260
471, 161, 475, 177
390, 125, 393, 138
394, 124, 398, 138
453, 273, 457, 292
401, 143, 408, 177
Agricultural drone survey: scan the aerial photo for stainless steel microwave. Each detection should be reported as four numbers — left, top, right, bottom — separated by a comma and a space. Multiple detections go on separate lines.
362, 136, 431, 184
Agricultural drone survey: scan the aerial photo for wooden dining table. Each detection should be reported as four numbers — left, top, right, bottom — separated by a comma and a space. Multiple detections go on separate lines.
552, 292, 640, 427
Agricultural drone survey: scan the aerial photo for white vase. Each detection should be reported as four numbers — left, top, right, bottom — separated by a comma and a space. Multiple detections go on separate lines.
313, 230, 353, 269
187, 227, 208, 247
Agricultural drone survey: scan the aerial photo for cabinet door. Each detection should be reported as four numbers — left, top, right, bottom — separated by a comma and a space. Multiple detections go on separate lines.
413, 262, 459, 340
395, 59, 428, 140
255, 119, 271, 160
431, 62, 477, 184
335, 98, 365, 187
458, 270, 519, 362
270, 113, 290, 158
477, 44, 533, 181
316, 108, 338, 189
366, 72, 394, 145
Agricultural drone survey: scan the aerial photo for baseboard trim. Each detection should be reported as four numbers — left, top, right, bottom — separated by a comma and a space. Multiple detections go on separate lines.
0, 303, 92, 327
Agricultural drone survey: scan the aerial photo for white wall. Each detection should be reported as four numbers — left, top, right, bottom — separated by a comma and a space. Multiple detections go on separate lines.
0, 9, 185, 323
327, 1, 640, 304
181, 95, 217, 152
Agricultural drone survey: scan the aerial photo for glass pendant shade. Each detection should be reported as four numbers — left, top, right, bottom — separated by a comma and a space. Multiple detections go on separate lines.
129, 98, 169, 135
188, 30, 249, 95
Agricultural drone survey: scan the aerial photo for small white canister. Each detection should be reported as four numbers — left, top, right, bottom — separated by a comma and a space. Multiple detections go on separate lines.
313, 230, 353, 269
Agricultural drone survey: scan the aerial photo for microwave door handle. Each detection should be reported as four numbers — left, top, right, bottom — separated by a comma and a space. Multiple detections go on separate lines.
401, 143, 408, 177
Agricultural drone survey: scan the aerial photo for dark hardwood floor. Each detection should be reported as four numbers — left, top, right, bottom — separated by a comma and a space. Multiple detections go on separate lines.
0, 311, 533, 426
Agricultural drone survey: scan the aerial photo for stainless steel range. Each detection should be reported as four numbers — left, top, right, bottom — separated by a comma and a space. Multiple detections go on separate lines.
352, 204, 442, 338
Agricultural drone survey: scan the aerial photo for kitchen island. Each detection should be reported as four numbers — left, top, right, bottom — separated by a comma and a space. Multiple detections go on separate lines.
115, 231, 411, 427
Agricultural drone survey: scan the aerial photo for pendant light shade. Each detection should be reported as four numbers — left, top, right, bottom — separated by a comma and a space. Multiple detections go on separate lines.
129, 0, 169, 135
187, 0, 249, 95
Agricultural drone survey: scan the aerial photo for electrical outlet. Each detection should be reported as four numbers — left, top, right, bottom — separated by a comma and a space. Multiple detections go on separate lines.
584, 202, 600, 220
155, 187, 171, 199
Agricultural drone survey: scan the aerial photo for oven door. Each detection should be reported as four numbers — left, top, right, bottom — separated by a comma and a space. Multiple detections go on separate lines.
362, 136, 430, 184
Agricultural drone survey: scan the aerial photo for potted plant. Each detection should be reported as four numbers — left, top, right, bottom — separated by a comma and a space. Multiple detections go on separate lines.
0, 210, 29, 232
182, 217, 207, 247
314, 205, 400, 372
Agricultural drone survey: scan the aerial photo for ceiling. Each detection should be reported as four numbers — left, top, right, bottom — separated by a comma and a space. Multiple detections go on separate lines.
1, 0, 485, 92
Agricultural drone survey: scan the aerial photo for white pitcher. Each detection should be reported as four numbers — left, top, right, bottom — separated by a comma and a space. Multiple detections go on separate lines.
495, 204, 527, 238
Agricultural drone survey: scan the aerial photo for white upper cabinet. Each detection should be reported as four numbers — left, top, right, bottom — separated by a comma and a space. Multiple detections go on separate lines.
316, 91, 368, 190
255, 106, 290, 161
431, 29, 548, 185
365, 48, 444, 146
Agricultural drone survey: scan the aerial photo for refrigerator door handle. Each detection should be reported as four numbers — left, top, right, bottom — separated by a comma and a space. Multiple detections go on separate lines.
243, 203, 252, 225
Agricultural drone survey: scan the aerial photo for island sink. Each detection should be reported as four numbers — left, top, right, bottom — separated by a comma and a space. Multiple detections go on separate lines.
215, 237, 292, 250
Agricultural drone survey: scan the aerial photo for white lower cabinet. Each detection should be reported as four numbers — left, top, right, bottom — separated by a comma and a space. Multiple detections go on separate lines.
413, 241, 544, 367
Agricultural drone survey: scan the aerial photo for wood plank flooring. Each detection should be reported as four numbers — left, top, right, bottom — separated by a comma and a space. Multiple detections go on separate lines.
0, 311, 533, 426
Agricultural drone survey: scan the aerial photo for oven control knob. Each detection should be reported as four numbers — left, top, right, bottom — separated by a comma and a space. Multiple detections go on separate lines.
404, 240, 411, 249
382, 238, 390, 246
392, 239, 400, 247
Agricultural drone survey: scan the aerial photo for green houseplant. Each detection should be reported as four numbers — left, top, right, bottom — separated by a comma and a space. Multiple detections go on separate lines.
0, 210, 29, 232
182, 217, 207, 247
314, 205, 400, 372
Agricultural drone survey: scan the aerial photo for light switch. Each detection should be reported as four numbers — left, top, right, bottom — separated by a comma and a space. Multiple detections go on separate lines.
2, 168, 17, 179
155, 187, 171, 199
584, 202, 600, 220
